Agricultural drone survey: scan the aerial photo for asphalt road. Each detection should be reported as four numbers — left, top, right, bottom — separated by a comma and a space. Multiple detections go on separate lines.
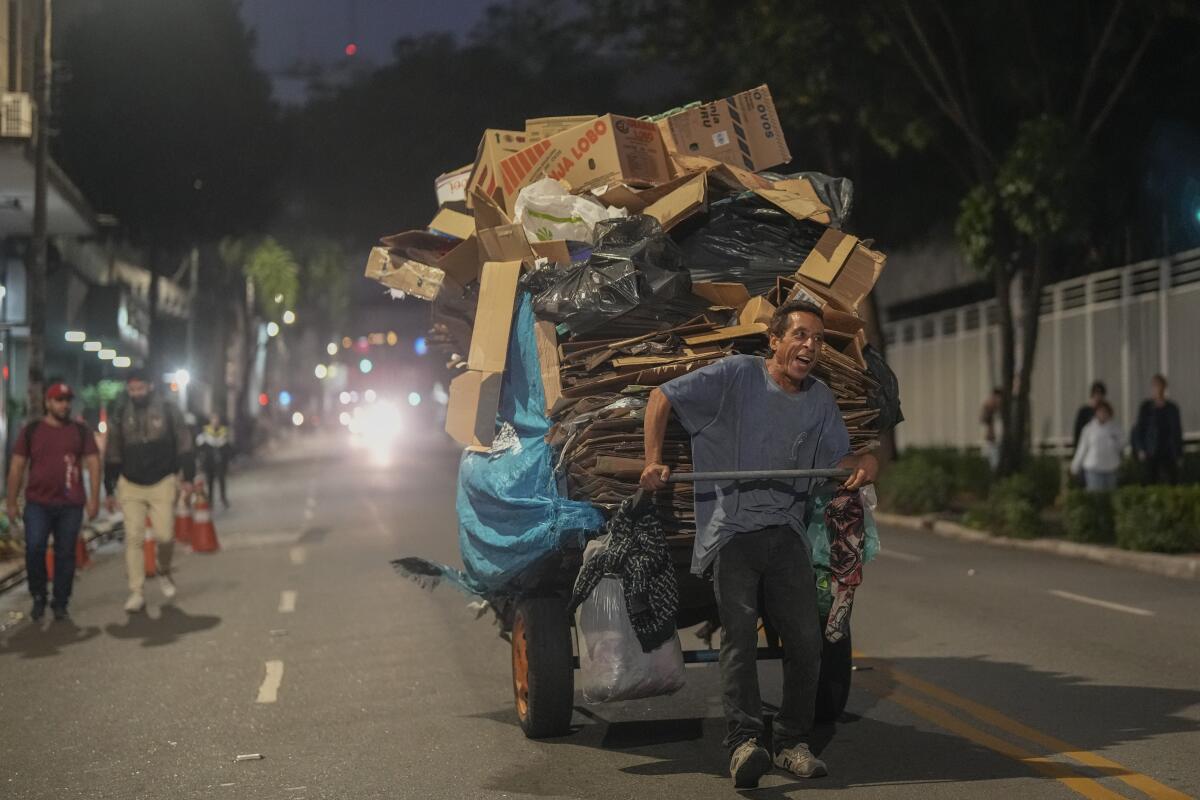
1, 431, 1197, 800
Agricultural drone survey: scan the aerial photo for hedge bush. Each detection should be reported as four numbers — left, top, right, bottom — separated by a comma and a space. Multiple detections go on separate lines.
976, 474, 1044, 539
1113, 486, 1200, 553
877, 449, 992, 514
1062, 490, 1115, 544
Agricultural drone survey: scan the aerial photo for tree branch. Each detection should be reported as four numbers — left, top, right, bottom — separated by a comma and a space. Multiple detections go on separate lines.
1082, 14, 1159, 148
1072, 0, 1125, 128
1017, 0, 1054, 112
931, 0, 984, 139
880, 6, 998, 176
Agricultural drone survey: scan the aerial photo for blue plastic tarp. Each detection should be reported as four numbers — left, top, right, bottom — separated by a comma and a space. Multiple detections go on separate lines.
453, 292, 605, 594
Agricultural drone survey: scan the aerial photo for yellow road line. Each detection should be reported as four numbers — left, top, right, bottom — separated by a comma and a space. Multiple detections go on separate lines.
876, 662, 1192, 800
865, 680, 1126, 800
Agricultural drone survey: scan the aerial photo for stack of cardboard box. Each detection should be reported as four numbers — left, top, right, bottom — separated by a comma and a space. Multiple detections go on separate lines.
365, 84, 891, 531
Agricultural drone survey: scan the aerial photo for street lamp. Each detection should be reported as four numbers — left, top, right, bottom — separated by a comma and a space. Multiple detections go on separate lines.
65, 331, 86, 342
267, 322, 280, 337
113, 356, 132, 368
83, 341, 101, 352
173, 369, 190, 387
283, 310, 296, 325
314, 364, 328, 379
326, 342, 338, 356
98, 349, 116, 360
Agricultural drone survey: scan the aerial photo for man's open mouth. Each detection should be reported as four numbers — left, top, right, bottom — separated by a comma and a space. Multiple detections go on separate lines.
794, 354, 812, 367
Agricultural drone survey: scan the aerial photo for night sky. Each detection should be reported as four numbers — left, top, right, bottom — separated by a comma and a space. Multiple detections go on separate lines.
240, 0, 492, 103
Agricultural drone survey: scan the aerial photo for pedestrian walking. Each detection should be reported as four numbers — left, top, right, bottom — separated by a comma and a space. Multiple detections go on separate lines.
1072, 381, 1107, 450
4, 382, 100, 622
1070, 401, 1122, 491
980, 388, 1004, 471
103, 370, 196, 613
196, 414, 232, 508
640, 299, 878, 789
1131, 374, 1184, 485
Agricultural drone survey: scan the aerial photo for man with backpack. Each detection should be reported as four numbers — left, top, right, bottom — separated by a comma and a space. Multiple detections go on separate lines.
103, 370, 195, 612
5, 382, 101, 622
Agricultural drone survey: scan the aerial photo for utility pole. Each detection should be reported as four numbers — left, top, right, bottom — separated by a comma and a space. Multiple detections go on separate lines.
25, 0, 51, 421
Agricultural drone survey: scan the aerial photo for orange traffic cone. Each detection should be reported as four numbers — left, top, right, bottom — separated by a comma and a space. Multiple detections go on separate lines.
45, 535, 91, 579
190, 486, 219, 553
144, 515, 157, 577
174, 493, 193, 544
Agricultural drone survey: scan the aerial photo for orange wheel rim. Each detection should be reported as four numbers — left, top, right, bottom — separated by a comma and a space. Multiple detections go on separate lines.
512, 613, 530, 720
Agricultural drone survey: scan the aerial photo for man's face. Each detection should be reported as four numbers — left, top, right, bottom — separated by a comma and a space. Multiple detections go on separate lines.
769, 311, 824, 383
127, 379, 150, 403
46, 396, 71, 422
1152, 378, 1166, 399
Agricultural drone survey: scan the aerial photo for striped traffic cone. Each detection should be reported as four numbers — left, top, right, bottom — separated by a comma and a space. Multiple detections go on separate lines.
174, 492, 193, 545
45, 534, 91, 579
144, 515, 157, 577
190, 486, 219, 553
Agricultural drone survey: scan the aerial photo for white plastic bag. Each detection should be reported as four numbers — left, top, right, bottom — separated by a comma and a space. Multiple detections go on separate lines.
576, 576, 685, 703
513, 178, 626, 244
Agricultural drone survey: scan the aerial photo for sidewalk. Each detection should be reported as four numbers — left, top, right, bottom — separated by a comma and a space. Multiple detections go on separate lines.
876, 511, 1200, 581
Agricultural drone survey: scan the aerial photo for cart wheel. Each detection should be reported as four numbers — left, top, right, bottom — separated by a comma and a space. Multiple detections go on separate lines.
511, 597, 574, 739
814, 631, 852, 724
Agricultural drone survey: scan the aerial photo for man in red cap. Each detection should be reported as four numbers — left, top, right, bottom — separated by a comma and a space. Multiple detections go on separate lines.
5, 382, 101, 622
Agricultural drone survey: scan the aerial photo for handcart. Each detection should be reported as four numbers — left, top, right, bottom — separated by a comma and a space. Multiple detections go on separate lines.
508, 467, 859, 738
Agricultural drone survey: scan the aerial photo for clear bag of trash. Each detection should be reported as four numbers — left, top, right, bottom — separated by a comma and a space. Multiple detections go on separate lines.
513, 178, 625, 244
576, 574, 685, 703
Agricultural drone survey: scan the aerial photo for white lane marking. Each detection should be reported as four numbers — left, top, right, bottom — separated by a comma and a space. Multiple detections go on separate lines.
279, 590, 297, 613
1048, 589, 1154, 617
289, 546, 307, 565
878, 548, 924, 563
256, 660, 284, 703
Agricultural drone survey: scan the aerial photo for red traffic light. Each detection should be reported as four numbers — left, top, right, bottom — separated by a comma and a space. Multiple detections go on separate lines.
345, 43, 358, 57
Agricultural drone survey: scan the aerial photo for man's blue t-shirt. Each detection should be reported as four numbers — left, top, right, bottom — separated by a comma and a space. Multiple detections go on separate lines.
659, 354, 851, 575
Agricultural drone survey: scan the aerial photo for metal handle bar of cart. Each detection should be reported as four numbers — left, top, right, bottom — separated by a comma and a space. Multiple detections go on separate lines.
666, 468, 853, 483
628, 468, 853, 517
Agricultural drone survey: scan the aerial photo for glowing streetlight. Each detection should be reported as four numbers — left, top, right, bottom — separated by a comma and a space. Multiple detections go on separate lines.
83, 341, 102, 352
326, 342, 338, 356
359, 358, 373, 374
283, 310, 296, 325
65, 331, 86, 342
292, 412, 305, 427
98, 349, 116, 360
339, 391, 351, 405
408, 392, 422, 407
314, 364, 328, 379
174, 369, 191, 387
267, 322, 280, 337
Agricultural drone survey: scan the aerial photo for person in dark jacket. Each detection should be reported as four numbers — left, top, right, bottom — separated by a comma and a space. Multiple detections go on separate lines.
196, 414, 232, 508
1072, 381, 1107, 450
641, 299, 878, 789
1131, 374, 1184, 485
103, 370, 195, 612
5, 382, 100, 621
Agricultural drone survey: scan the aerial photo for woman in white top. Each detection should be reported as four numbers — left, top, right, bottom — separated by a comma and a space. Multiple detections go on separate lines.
1069, 401, 1123, 491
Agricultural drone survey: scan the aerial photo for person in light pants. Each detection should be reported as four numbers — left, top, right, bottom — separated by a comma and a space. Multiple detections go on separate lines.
104, 370, 195, 612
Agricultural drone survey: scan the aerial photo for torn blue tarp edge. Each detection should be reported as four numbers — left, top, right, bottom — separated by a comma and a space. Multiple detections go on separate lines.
395, 291, 605, 598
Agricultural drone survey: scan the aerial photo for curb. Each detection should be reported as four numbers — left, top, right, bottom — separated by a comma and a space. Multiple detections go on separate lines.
874, 511, 1200, 581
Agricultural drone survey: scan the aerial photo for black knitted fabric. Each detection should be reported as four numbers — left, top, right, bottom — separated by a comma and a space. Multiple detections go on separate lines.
569, 496, 678, 653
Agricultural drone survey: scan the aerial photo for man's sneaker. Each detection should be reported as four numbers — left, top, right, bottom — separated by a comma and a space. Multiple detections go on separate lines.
124, 592, 145, 613
730, 738, 772, 789
774, 743, 828, 778
30, 596, 47, 621
158, 575, 177, 600
51, 606, 69, 622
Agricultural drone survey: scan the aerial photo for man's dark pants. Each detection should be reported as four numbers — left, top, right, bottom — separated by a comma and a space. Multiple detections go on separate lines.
24, 503, 84, 610
713, 525, 822, 754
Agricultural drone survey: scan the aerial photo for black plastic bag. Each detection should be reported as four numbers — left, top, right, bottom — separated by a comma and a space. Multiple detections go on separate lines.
529, 215, 696, 336
863, 344, 903, 433
759, 171, 855, 228
676, 195, 826, 296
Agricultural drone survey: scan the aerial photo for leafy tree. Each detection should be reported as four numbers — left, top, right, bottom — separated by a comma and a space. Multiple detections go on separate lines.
55, 0, 282, 372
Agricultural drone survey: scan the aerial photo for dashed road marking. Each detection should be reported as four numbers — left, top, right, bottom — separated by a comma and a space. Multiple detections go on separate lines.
279, 590, 297, 613
1048, 589, 1154, 617
289, 546, 307, 565
256, 660, 284, 703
